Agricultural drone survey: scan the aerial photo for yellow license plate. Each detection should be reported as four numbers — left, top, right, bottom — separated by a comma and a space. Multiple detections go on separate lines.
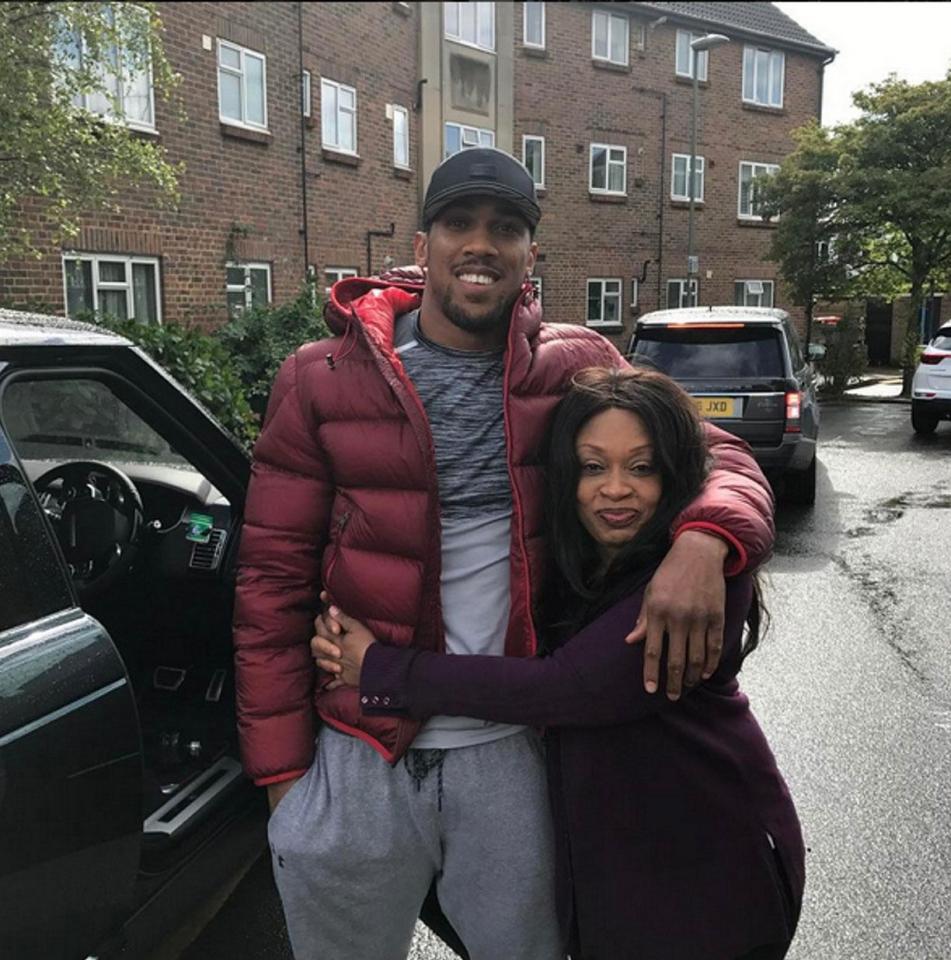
696, 396, 738, 418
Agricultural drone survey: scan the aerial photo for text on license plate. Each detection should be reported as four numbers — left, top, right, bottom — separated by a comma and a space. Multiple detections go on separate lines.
695, 396, 738, 418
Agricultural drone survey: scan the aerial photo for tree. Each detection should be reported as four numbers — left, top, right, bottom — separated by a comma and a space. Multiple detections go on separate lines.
0, 2, 181, 261
763, 73, 951, 390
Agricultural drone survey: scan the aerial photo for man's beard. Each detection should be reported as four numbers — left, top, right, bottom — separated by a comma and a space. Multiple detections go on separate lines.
439, 286, 519, 336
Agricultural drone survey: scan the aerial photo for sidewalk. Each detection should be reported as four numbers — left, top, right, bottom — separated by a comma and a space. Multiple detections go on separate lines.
822, 367, 907, 403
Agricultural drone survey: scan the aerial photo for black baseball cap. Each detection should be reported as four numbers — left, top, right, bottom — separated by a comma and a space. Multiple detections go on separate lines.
422, 147, 541, 232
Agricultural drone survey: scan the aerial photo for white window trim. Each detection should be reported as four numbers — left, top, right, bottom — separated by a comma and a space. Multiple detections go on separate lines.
444, 121, 495, 158
591, 9, 629, 66
324, 266, 359, 298
302, 69, 312, 119
589, 143, 627, 196
444, 2, 496, 53
674, 30, 709, 81
742, 45, 785, 108
523, 1, 546, 49
586, 277, 623, 327
736, 279, 775, 307
226, 261, 272, 314
321, 77, 358, 155
631, 277, 639, 308
217, 38, 269, 132
61, 253, 162, 324
737, 160, 780, 220
667, 278, 699, 309
392, 104, 410, 169
522, 134, 545, 189
671, 153, 705, 203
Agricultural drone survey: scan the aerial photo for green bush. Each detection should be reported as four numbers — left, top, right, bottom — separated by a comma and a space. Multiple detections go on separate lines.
816, 304, 868, 396
214, 284, 331, 417
84, 311, 260, 451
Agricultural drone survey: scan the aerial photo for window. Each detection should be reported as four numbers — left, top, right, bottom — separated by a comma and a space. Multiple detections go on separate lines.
675, 30, 709, 81
58, 5, 155, 130
523, 2, 545, 49
742, 46, 784, 108
217, 40, 267, 130
631, 278, 639, 308
592, 9, 629, 66
325, 267, 358, 298
738, 161, 780, 219
666, 279, 698, 309
523, 135, 545, 188
393, 104, 410, 168
444, 122, 495, 158
444, 2, 495, 52
321, 78, 358, 154
226, 263, 271, 317
302, 69, 312, 118
734, 280, 775, 308
528, 276, 542, 304
589, 144, 626, 195
635, 327, 785, 379
63, 254, 161, 323
586, 278, 623, 326
671, 154, 704, 202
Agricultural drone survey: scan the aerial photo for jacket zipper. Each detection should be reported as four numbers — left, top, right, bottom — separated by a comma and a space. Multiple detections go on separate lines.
323, 510, 351, 592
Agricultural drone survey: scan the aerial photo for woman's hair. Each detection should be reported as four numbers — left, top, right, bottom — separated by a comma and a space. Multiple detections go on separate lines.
541, 365, 763, 663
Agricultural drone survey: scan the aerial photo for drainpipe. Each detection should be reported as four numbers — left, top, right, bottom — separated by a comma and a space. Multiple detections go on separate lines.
632, 86, 667, 310
817, 51, 836, 126
297, 2, 310, 286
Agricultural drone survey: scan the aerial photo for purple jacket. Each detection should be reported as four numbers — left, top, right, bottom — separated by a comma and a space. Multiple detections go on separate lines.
361, 574, 804, 960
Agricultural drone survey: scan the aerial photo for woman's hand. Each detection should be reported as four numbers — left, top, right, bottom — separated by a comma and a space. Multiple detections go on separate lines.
312, 593, 376, 687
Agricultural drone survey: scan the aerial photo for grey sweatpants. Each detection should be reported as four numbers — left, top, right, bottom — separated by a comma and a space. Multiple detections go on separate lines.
267, 727, 563, 960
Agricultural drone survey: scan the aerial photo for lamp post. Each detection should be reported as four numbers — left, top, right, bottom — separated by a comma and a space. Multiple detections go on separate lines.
686, 33, 730, 304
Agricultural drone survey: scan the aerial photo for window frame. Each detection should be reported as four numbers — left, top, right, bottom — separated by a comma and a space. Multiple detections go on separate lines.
324, 266, 359, 299
675, 30, 709, 81
737, 160, 780, 220
321, 77, 358, 155
742, 45, 785, 108
217, 38, 269, 132
523, 1, 546, 49
444, 122, 495, 158
734, 279, 775, 308
589, 143, 627, 196
631, 277, 639, 308
591, 9, 629, 66
61, 253, 162, 324
392, 103, 410, 169
671, 153, 705, 203
666, 278, 699, 310
302, 69, 312, 119
586, 277, 623, 328
225, 261, 272, 317
522, 134, 545, 189
444, 1, 496, 53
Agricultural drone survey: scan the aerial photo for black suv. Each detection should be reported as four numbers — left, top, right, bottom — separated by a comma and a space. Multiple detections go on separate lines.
627, 306, 819, 505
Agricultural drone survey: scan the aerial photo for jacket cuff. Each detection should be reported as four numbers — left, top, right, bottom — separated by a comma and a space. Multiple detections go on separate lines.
674, 521, 748, 577
359, 643, 418, 715
254, 769, 311, 787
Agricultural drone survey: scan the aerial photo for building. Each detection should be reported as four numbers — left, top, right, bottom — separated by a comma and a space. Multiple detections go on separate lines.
0, 1, 834, 347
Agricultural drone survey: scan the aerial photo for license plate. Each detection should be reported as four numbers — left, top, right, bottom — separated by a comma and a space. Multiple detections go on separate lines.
695, 396, 738, 418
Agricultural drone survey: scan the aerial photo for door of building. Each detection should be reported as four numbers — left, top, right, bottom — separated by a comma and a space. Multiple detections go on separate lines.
865, 299, 893, 365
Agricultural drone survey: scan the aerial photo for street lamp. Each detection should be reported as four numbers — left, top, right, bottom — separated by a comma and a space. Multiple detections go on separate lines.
686, 33, 730, 304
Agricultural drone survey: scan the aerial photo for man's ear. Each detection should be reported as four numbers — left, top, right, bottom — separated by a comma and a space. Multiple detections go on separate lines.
413, 231, 429, 268
525, 241, 539, 277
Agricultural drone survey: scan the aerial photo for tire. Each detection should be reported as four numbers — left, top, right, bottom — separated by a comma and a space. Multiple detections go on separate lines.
911, 401, 939, 436
785, 454, 816, 506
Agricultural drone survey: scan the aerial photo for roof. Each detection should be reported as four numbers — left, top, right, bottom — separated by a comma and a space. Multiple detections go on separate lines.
0, 308, 130, 348
637, 305, 791, 325
632, 2, 836, 56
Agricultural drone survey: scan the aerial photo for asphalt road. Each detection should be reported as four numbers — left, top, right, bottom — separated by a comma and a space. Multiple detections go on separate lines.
172, 400, 951, 960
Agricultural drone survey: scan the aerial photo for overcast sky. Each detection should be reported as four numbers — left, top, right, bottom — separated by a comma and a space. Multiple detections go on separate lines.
775, 2, 951, 126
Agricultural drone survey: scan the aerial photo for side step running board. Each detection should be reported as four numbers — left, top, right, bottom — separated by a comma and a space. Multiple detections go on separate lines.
144, 757, 244, 838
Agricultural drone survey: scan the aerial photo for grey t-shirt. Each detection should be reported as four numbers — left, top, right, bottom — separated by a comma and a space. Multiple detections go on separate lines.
394, 310, 525, 749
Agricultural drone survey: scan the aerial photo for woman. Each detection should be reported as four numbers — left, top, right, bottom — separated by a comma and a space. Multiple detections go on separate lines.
315, 367, 804, 960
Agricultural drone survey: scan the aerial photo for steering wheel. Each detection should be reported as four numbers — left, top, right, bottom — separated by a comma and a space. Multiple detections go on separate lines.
34, 460, 144, 599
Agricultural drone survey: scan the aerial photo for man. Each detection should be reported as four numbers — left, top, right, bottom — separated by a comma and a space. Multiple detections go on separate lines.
233, 148, 774, 959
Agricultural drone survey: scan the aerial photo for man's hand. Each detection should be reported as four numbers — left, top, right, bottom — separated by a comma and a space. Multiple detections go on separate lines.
267, 776, 302, 813
625, 530, 728, 699
311, 598, 377, 686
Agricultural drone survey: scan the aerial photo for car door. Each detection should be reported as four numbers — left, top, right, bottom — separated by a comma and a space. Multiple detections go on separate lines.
0, 421, 142, 959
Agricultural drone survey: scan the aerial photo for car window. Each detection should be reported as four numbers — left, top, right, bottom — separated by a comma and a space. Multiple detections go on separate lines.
2, 378, 189, 468
784, 321, 805, 370
633, 327, 786, 378
0, 453, 74, 631
931, 332, 951, 351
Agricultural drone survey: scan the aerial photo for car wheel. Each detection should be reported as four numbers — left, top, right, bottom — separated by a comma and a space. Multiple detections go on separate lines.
785, 455, 816, 506
911, 401, 939, 435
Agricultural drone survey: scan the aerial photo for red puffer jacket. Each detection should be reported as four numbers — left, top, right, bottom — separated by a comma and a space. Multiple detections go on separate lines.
233, 270, 775, 783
